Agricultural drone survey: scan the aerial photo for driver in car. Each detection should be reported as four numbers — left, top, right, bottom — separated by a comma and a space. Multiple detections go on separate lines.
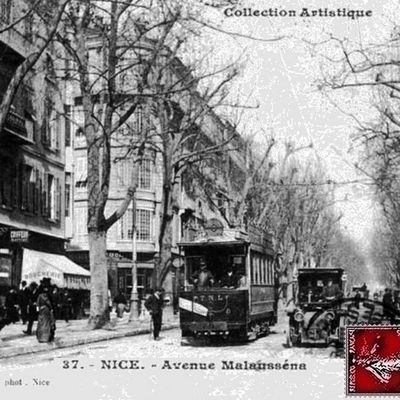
321, 279, 342, 301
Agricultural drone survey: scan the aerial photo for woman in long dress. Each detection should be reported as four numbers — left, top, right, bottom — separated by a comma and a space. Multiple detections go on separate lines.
36, 288, 55, 343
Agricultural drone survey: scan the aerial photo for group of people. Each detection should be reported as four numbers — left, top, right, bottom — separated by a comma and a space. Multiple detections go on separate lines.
300, 279, 343, 303
0, 279, 73, 343
191, 259, 246, 290
381, 288, 400, 322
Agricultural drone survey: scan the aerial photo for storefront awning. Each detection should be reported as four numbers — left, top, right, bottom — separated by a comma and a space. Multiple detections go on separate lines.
22, 248, 90, 290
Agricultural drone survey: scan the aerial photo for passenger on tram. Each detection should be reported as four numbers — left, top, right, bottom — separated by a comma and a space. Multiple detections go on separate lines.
236, 274, 247, 289
220, 266, 240, 289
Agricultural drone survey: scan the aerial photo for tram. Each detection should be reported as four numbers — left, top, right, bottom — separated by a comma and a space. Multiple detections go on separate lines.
286, 268, 345, 346
178, 221, 278, 341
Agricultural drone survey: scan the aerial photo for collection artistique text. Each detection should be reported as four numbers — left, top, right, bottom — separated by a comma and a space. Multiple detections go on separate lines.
96, 359, 307, 371
224, 7, 372, 20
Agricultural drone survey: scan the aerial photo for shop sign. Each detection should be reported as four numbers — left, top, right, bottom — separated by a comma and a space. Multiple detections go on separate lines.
108, 251, 121, 259
10, 230, 29, 243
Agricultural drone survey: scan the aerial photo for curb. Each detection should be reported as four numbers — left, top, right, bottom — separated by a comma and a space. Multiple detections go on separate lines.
0, 322, 179, 359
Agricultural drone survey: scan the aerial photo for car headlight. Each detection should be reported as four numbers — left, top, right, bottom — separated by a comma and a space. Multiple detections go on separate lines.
294, 311, 304, 322
325, 311, 335, 321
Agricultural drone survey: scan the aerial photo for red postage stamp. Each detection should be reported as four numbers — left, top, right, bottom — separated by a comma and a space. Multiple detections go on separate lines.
346, 326, 400, 396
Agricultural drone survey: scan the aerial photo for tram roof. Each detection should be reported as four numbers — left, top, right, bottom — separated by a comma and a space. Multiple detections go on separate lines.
298, 268, 344, 275
178, 238, 248, 248
178, 226, 275, 254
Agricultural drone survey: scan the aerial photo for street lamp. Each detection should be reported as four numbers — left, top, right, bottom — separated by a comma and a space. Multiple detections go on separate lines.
129, 197, 139, 321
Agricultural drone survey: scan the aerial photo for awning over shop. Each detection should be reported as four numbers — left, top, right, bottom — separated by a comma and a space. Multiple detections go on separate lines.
21, 248, 90, 290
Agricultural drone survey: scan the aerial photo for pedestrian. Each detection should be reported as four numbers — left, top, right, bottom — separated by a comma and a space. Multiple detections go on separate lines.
19, 280, 30, 324
382, 288, 395, 322
144, 288, 165, 340
108, 289, 113, 312
5, 286, 19, 324
60, 289, 72, 323
23, 281, 39, 335
354, 289, 362, 310
51, 286, 61, 320
36, 287, 56, 343
114, 291, 128, 318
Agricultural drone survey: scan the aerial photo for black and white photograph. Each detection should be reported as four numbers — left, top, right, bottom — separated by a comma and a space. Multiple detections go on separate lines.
0, 0, 399, 399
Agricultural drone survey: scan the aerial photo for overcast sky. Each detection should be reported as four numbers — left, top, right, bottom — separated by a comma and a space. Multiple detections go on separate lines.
187, 0, 400, 249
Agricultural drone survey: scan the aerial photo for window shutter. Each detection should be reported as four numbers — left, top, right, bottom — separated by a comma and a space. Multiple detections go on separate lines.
55, 113, 60, 150
42, 172, 48, 216
41, 106, 48, 146
56, 177, 61, 220
34, 168, 40, 214
28, 167, 35, 213
21, 164, 27, 210
64, 104, 71, 147
38, 171, 42, 214
11, 162, 18, 208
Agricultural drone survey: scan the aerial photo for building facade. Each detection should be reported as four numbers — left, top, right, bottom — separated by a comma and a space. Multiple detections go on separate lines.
63, 25, 247, 303
0, 0, 67, 292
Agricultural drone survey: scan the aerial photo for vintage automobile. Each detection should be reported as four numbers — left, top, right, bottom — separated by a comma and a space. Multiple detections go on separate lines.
286, 267, 345, 346
178, 221, 278, 341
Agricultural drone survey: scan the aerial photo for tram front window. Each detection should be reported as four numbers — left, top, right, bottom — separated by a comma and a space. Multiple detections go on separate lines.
185, 250, 246, 290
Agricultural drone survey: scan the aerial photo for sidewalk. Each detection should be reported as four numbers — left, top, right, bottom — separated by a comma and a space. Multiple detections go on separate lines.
0, 308, 179, 359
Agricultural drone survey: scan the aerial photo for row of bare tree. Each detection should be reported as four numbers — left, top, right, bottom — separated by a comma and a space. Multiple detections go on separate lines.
191, 135, 366, 296
313, 29, 400, 288
0, 0, 366, 327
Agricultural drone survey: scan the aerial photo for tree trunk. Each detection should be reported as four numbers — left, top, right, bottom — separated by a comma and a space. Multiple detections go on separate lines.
157, 216, 173, 287
88, 229, 109, 328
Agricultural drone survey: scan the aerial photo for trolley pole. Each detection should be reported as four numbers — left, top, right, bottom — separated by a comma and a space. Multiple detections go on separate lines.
129, 196, 139, 321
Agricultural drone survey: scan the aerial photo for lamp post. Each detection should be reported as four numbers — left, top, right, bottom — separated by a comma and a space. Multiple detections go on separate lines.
129, 197, 139, 321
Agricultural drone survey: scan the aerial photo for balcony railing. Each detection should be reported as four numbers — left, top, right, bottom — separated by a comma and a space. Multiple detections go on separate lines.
6, 110, 25, 132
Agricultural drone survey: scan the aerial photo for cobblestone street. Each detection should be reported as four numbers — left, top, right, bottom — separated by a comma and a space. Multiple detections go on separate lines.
0, 312, 345, 400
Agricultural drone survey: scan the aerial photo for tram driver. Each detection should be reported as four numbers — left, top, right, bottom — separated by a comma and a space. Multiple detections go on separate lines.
192, 259, 214, 290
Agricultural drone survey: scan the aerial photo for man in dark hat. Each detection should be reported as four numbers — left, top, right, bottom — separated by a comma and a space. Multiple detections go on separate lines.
220, 265, 240, 289
19, 280, 30, 324
382, 288, 395, 322
23, 281, 39, 335
144, 288, 165, 340
192, 259, 214, 290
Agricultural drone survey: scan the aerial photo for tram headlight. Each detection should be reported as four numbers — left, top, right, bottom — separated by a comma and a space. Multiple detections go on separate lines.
294, 311, 304, 322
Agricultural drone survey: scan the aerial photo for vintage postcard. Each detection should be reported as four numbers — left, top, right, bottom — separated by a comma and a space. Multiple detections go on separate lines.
0, 0, 399, 399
